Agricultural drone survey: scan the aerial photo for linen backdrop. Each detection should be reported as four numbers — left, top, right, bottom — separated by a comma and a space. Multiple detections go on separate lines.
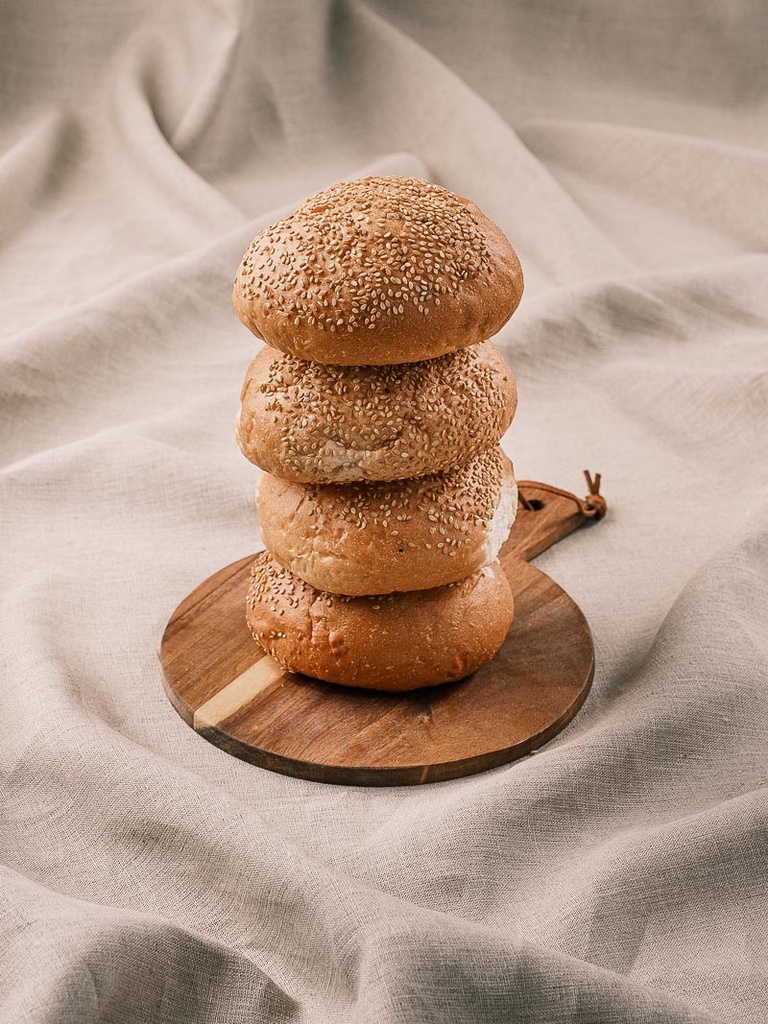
1, 2, 766, 1022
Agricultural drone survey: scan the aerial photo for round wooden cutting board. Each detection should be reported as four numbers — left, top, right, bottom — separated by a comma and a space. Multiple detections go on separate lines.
160, 480, 605, 785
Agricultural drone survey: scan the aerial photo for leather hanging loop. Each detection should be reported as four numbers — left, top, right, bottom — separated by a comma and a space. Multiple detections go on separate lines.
581, 470, 607, 519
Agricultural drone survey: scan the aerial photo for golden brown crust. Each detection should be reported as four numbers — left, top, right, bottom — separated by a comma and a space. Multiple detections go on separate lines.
246, 553, 515, 691
237, 341, 517, 483
256, 448, 517, 595
233, 176, 523, 365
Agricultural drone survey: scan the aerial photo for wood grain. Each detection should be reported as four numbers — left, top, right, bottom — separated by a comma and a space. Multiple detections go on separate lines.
160, 481, 602, 785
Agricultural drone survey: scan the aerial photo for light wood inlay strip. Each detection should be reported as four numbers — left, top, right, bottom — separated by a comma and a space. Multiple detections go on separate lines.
193, 655, 284, 731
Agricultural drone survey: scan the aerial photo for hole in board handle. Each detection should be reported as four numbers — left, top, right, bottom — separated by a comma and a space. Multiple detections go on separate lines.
519, 496, 545, 512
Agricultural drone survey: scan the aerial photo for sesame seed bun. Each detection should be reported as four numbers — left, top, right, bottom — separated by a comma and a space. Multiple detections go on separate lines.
246, 552, 515, 691
256, 448, 517, 596
233, 176, 523, 365
237, 341, 517, 484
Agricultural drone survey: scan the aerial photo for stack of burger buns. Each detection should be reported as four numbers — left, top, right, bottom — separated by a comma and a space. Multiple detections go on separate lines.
233, 176, 523, 692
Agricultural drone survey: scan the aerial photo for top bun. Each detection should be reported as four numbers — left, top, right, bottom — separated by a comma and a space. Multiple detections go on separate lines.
233, 176, 523, 365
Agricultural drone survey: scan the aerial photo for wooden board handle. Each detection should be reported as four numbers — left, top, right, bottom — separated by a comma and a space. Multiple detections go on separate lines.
504, 471, 607, 564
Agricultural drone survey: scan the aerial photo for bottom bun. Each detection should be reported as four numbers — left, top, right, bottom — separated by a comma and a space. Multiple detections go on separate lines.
246, 552, 514, 692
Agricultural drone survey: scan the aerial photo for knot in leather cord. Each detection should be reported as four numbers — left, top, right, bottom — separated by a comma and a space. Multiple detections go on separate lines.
581, 470, 607, 520
581, 492, 607, 519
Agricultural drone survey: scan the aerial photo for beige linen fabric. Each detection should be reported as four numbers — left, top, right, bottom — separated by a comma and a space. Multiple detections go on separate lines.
1, 2, 767, 1021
